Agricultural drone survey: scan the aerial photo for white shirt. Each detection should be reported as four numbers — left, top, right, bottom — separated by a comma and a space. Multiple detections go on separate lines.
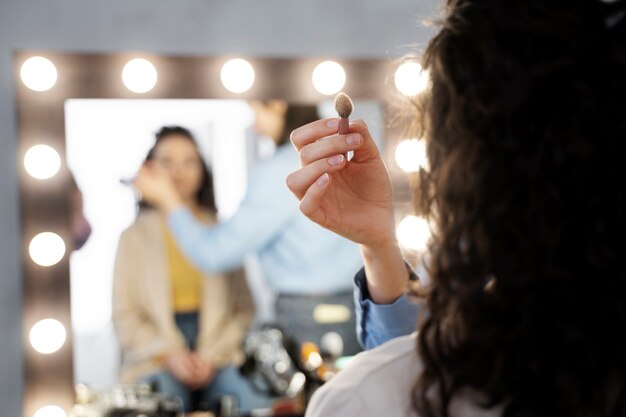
306, 334, 501, 417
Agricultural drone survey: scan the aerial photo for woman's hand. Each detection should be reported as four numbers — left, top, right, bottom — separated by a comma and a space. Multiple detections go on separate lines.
287, 118, 410, 304
186, 354, 216, 390
165, 350, 198, 387
133, 164, 183, 213
287, 118, 397, 248
165, 350, 215, 389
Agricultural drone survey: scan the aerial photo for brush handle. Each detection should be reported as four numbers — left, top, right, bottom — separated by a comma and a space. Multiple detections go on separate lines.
338, 117, 350, 135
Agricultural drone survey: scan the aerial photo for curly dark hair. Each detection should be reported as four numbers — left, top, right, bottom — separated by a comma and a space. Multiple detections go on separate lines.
412, 0, 626, 416
139, 126, 216, 213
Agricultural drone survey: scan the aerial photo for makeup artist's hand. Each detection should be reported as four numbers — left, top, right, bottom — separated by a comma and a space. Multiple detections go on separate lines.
287, 118, 396, 248
133, 164, 183, 214
288, 118, 410, 304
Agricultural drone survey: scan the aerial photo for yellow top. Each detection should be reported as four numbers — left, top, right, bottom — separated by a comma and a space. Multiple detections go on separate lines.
162, 222, 203, 312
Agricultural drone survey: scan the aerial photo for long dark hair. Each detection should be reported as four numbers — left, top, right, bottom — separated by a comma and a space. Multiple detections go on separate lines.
139, 126, 216, 213
412, 0, 626, 416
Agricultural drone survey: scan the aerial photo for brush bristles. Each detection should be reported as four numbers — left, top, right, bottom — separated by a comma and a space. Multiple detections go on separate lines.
334, 92, 353, 119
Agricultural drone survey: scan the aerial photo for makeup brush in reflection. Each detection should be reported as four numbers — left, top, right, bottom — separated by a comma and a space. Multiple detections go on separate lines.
334, 92, 353, 135
119, 178, 142, 200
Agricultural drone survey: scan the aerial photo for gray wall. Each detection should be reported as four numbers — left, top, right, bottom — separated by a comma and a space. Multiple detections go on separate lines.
0, 0, 437, 414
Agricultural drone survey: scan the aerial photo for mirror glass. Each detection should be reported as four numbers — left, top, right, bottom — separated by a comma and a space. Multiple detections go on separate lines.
65, 98, 385, 388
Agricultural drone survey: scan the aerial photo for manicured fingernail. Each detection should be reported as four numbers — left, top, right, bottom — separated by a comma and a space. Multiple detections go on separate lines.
327, 154, 345, 166
346, 134, 362, 146
327, 119, 339, 129
316, 173, 329, 187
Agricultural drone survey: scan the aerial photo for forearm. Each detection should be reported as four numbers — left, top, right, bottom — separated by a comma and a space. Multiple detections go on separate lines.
354, 266, 421, 349
160, 194, 184, 215
167, 208, 245, 273
359, 241, 409, 304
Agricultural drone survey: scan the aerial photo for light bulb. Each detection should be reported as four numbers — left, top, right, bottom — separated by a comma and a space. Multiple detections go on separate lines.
29, 319, 66, 354
396, 215, 430, 251
312, 61, 346, 95
20, 56, 57, 92
395, 139, 428, 173
24, 145, 61, 180
122, 58, 157, 93
394, 61, 429, 96
29, 232, 66, 267
220, 58, 255, 93
33, 405, 67, 417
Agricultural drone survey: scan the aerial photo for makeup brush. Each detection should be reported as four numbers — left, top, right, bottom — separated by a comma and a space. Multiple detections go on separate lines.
334, 92, 353, 135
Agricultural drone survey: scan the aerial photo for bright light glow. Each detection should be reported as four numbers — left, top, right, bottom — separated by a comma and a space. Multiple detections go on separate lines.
24, 145, 61, 180
29, 319, 67, 354
396, 215, 430, 252
33, 405, 67, 417
29, 232, 66, 267
20, 56, 57, 92
312, 61, 346, 95
122, 58, 157, 93
394, 62, 429, 96
395, 139, 428, 173
320, 331, 344, 357
220, 58, 255, 93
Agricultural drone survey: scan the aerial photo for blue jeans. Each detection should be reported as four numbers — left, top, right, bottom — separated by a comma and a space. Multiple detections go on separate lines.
143, 312, 272, 412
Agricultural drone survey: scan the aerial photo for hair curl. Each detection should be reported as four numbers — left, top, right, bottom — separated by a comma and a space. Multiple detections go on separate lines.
413, 0, 626, 416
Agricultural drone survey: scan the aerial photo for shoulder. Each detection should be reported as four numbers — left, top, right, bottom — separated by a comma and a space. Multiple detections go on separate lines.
339, 333, 420, 380
308, 333, 503, 417
118, 210, 161, 244
306, 334, 421, 417
127, 209, 159, 229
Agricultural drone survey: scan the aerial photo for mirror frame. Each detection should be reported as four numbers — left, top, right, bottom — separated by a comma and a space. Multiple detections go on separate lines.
15, 50, 407, 416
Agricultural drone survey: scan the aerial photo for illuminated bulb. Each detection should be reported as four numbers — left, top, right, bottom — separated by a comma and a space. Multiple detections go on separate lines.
33, 405, 67, 417
24, 145, 61, 180
29, 319, 66, 354
396, 215, 430, 251
122, 58, 157, 93
395, 139, 428, 173
220, 58, 255, 93
321, 331, 344, 358
29, 232, 66, 267
301, 341, 323, 371
394, 62, 429, 96
20, 56, 57, 92
312, 61, 346, 95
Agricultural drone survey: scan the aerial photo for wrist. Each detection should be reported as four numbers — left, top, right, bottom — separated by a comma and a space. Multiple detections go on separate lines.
360, 237, 400, 259
160, 193, 184, 214
360, 240, 410, 304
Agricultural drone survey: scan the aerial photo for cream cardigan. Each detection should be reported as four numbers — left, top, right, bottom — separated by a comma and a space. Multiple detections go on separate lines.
112, 209, 254, 383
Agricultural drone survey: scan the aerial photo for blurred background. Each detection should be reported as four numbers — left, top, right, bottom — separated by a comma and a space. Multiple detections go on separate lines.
0, 0, 438, 415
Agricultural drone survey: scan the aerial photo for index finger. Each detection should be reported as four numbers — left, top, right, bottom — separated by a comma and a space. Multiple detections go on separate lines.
290, 118, 340, 151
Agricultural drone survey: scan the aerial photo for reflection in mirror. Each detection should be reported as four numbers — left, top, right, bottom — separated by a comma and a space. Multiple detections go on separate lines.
66, 98, 384, 389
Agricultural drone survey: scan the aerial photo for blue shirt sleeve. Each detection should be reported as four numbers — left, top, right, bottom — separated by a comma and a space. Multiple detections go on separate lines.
353, 267, 423, 350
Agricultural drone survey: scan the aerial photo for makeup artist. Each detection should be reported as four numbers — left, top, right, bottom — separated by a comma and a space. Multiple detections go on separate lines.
133, 102, 363, 355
